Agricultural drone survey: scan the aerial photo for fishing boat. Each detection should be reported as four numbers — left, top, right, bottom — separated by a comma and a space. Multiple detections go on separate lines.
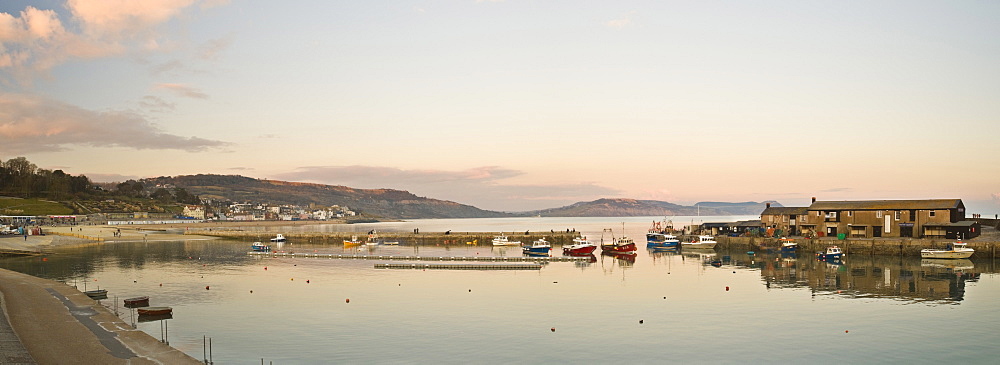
563, 236, 597, 255
269, 234, 286, 242
920, 241, 974, 259
600, 228, 637, 253
646, 218, 675, 243
492, 234, 521, 246
344, 235, 362, 247
124, 296, 150, 308
84, 289, 108, 299
365, 231, 380, 246
523, 237, 551, 254
251, 242, 271, 252
137, 307, 173, 316
647, 233, 680, 248
779, 238, 797, 252
816, 246, 844, 260
682, 235, 717, 249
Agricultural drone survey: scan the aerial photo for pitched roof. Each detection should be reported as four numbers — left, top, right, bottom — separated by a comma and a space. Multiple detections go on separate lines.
761, 207, 809, 215
809, 199, 962, 210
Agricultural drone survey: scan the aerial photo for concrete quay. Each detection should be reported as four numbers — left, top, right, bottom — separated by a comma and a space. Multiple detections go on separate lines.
193, 230, 581, 246
0, 268, 200, 365
717, 235, 1000, 258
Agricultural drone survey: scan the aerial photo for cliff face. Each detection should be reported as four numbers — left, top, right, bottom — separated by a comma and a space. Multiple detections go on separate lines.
525, 198, 780, 217
141, 174, 509, 219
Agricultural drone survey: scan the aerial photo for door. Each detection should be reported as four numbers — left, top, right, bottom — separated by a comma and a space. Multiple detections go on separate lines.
900, 225, 913, 238
873, 226, 882, 238
826, 227, 837, 236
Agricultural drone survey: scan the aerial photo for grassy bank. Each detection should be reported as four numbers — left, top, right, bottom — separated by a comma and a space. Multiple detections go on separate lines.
0, 197, 73, 215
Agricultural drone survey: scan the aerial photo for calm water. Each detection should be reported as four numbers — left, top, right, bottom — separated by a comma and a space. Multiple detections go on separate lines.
3, 217, 1000, 364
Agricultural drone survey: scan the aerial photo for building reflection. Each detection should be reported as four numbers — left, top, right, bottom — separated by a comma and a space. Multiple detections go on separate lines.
719, 248, 986, 304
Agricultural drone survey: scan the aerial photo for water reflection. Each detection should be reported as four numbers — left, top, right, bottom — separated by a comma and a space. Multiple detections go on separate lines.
715, 248, 984, 304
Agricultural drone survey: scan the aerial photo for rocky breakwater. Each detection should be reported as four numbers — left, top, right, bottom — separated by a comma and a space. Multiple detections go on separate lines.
190, 230, 581, 246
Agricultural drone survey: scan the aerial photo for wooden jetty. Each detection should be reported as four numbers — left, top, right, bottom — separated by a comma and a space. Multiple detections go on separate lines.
375, 263, 542, 270
246, 251, 589, 262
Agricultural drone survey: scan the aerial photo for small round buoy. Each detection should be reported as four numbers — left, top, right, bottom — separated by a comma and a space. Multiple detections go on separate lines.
551, 327, 556, 332
264, 267, 268, 270
250, 290, 253, 293
294, 264, 297, 266
291, 278, 294, 281
726, 286, 730, 291
468, 289, 471, 292
553, 281, 558, 284
205, 286, 210, 290
663, 297, 667, 299
733, 271, 736, 274
845, 330, 849, 333
346, 298, 350, 303
306, 280, 310, 283
42, 257, 48, 262
639, 320, 644, 324
159, 283, 162, 286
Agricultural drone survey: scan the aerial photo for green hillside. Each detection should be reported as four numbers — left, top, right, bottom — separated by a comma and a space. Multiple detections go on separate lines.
0, 197, 74, 215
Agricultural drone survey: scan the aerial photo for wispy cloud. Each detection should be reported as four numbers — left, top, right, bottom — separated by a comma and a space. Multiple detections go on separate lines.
155, 83, 209, 99
138, 95, 177, 112
606, 12, 636, 29
272, 166, 619, 211
0, 1, 225, 85
0, 93, 229, 154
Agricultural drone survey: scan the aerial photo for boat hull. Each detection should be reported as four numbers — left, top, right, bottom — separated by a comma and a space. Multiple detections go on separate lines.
124, 296, 150, 308
601, 243, 637, 253
137, 307, 172, 316
563, 245, 597, 255
920, 250, 974, 259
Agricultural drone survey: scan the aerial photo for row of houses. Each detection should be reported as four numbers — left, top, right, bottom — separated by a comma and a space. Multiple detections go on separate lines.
760, 198, 980, 239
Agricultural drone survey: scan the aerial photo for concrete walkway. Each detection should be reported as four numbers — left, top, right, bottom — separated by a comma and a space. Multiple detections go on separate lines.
0, 268, 200, 364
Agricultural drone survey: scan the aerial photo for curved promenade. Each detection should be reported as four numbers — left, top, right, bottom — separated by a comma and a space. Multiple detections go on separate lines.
0, 268, 199, 364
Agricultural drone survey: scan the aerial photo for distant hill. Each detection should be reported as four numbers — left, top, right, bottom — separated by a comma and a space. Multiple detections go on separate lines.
524, 198, 779, 217
140, 174, 509, 219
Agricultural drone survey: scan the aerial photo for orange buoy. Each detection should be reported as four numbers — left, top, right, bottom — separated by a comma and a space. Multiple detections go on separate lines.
346, 298, 350, 303
42, 258, 48, 262
845, 330, 849, 333
726, 286, 730, 291
205, 286, 210, 290
551, 327, 556, 332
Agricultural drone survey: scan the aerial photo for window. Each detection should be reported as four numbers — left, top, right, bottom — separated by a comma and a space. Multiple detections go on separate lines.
847, 211, 853, 217
783, 215, 788, 222
895, 211, 901, 220
929, 211, 936, 217
876, 211, 883, 218
825, 211, 837, 219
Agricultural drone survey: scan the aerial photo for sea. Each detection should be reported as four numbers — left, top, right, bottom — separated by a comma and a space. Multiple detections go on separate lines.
2, 216, 999, 364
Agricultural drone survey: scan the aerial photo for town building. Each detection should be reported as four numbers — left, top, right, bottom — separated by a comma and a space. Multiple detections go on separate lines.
761, 198, 979, 239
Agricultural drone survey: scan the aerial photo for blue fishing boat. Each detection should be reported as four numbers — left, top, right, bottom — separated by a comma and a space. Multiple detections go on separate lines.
522, 237, 551, 254
816, 246, 844, 260
251, 242, 271, 252
647, 233, 680, 248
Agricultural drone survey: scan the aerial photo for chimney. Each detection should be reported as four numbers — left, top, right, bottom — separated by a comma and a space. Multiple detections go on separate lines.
766, 202, 771, 208
811, 197, 816, 203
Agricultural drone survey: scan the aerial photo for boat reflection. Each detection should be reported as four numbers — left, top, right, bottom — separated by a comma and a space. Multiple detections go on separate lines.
742, 248, 982, 304
601, 251, 636, 265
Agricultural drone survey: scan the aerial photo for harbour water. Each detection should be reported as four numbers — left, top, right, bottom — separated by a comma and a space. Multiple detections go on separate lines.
2, 217, 999, 364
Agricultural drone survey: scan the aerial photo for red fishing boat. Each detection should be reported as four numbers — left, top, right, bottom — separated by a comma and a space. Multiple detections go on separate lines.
600, 227, 636, 253
563, 236, 597, 255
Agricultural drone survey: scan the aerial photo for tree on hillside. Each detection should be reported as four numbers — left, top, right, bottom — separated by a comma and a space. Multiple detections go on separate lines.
116, 180, 146, 197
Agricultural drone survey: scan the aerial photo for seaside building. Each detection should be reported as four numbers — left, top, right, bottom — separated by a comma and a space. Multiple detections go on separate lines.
761, 198, 979, 239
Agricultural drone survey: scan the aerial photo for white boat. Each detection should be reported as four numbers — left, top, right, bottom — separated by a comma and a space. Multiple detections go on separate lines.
492, 234, 521, 246
366, 231, 380, 245
682, 235, 717, 249
817, 246, 844, 260
522, 237, 551, 254
920, 241, 974, 259
269, 234, 286, 242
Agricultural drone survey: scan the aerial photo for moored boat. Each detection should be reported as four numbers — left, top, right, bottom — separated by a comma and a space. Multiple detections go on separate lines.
600, 228, 637, 253
779, 238, 797, 252
270, 234, 286, 242
816, 246, 844, 260
344, 235, 362, 247
137, 306, 173, 316
84, 289, 108, 299
563, 236, 597, 255
920, 241, 974, 259
366, 231, 380, 246
251, 242, 271, 252
492, 234, 521, 246
523, 237, 551, 254
682, 235, 717, 249
647, 233, 680, 248
124, 296, 150, 308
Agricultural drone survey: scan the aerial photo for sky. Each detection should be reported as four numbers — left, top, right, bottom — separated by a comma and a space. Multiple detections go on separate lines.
1, 0, 999, 214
